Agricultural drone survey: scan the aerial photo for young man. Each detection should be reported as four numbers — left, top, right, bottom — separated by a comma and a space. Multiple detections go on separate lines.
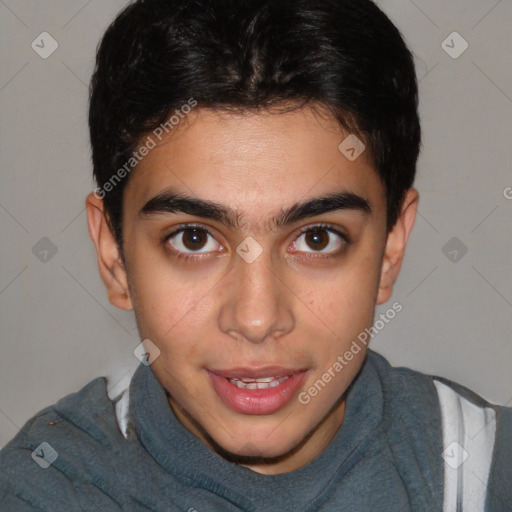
1, 0, 510, 510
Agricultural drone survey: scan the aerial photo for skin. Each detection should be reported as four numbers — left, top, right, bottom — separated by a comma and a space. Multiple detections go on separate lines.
86, 104, 418, 475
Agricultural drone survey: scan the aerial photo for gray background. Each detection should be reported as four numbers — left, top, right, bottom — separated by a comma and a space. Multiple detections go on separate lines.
0, 0, 511, 447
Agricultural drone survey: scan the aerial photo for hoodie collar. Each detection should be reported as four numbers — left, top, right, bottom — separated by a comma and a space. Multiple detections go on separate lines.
127, 352, 384, 510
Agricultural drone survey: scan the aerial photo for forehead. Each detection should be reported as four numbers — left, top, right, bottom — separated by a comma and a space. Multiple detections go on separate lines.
123, 105, 386, 225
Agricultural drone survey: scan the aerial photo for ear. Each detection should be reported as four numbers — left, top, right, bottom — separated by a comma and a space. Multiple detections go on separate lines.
376, 188, 419, 305
85, 192, 133, 311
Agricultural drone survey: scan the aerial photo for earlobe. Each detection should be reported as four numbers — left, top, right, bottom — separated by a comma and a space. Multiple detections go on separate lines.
85, 193, 133, 311
376, 188, 419, 305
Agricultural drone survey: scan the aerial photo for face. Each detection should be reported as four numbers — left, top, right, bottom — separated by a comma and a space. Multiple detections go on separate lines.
87, 105, 417, 474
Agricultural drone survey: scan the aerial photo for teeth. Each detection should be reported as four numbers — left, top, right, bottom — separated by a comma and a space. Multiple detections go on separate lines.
240, 377, 274, 383
228, 376, 290, 390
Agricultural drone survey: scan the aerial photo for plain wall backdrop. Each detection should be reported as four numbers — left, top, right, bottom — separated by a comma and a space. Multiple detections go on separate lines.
0, 0, 511, 447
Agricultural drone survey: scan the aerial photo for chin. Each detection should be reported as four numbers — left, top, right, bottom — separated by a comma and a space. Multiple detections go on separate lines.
205, 419, 311, 461
212, 435, 304, 465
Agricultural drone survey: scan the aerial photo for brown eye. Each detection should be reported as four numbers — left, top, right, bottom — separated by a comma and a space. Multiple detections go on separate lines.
167, 227, 221, 254
291, 226, 345, 254
305, 229, 329, 251
182, 229, 208, 250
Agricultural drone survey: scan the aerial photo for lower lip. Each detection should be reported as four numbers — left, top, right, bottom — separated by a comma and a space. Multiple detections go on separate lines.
208, 371, 307, 415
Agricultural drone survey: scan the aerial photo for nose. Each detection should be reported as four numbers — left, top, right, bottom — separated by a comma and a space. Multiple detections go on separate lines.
218, 250, 295, 344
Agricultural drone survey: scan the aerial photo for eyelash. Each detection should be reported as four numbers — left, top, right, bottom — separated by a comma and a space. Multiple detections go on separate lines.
162, 223, 350, 262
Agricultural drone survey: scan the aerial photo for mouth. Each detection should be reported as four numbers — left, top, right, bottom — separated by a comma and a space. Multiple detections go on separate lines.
207, 367, 307, 415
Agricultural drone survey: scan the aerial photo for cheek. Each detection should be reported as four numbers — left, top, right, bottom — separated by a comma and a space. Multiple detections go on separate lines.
299, 251, 382, 339
127, 249, 223, 349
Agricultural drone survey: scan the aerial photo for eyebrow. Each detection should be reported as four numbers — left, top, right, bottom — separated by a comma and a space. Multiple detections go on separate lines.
139, 189, 371, 229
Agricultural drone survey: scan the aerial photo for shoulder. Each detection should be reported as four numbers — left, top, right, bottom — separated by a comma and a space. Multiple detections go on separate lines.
364, 350, 445, 476
0, 376, 125, 511
366, 348, 511, 438
366, 350, 512, 511
365, 349, 440, 411
366, 349, 508, 414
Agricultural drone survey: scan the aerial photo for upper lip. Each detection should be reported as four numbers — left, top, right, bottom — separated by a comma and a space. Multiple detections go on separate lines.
208, 367, 306, 379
